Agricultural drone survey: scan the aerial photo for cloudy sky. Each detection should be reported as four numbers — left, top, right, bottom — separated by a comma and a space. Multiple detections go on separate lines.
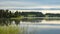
0, 0, 60, 9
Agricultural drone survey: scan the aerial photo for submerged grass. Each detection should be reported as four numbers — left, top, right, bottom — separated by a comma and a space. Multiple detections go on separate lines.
0, 25, 23, 34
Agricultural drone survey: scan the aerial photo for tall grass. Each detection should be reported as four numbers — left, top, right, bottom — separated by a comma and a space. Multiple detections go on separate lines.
0, 25, 23, 34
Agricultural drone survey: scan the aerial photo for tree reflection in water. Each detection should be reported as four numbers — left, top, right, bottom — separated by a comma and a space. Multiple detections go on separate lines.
0, 18, 44, 26
21, 18, 44, 23
0, 19, 20, 26
0, 19, 11, 26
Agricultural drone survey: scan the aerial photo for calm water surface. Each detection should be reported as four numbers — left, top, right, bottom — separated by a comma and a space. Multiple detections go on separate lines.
0, 18, 60, 34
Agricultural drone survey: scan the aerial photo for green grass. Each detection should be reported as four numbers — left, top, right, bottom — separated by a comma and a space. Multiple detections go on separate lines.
10, 16, 24, 19
0, 25, 23, 34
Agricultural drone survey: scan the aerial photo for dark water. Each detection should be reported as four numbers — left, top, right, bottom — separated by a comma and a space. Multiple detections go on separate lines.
0, 18, 60, 34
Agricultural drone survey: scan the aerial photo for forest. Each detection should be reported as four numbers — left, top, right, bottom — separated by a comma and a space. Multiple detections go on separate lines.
0, 9, 60, 18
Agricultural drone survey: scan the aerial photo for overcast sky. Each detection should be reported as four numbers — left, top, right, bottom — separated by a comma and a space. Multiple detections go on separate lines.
0, 0, 60, 9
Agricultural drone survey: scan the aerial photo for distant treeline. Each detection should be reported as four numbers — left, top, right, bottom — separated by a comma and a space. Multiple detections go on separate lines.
0, 9, 60, 18
45, 13, 60, 17
0, 9, 20, 18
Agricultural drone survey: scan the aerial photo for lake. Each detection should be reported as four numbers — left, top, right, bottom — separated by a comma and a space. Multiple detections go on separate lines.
0, 18, 60, 34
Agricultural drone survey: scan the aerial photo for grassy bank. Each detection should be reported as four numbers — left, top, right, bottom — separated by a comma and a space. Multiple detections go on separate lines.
0, 25, 23, 34
10, 16, 24, 19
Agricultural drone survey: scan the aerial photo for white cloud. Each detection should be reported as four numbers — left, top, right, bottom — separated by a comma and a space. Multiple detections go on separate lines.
0, 6, 60, 9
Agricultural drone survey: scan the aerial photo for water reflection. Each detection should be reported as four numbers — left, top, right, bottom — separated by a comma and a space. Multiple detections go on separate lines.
0, 18, 60, 25
0, 19, 20, 26
14, 19, 20, 25
26, 25, 60, 34
0, 18, 60, 34
0, 18, 44, 26
0, 19, 12, 26
21, 18, 43, 22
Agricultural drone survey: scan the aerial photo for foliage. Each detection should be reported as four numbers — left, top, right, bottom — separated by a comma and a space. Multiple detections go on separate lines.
0, 25, 23, 34
1, 9, 60, 18
45, 13, 60, 17
0, 9, 45, 18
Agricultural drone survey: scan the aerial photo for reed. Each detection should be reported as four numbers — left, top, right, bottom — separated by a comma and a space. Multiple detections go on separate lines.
0, 25, 22, 34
